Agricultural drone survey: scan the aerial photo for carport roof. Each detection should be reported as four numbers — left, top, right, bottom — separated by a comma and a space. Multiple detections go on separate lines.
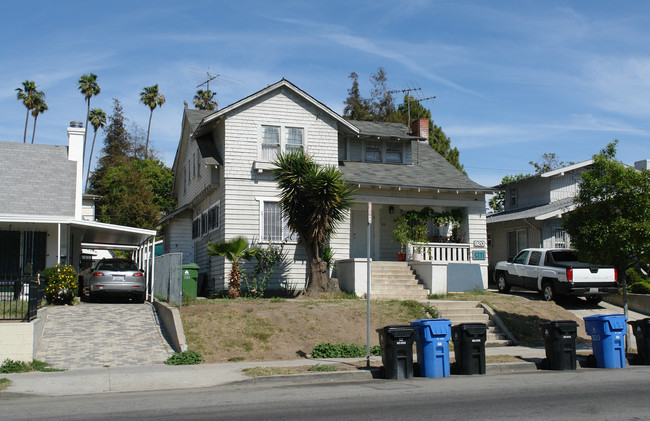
0, 215, 156, 247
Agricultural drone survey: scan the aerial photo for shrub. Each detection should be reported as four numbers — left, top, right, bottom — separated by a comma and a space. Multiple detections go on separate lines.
242, 242, 286, 298
165, 350, 203, 365
310, 342, 381, 358
44, 264, 78, 305
629, 281, 650, 294
0, 359, 31, 373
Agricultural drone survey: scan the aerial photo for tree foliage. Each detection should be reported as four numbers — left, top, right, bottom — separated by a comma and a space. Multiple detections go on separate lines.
207, 237, 258, 298
29, 90, 47, 144
193, 89, 218, 111
563, 140, 650, 293
342, 72, 371, 121
139, 84, 166, 159
529, 152, 573, 174
78, 73, 101, 166
89, 99, 175, 229
488, 173, 530, 212
15, 80, 38, 143
273, 150, 356, 296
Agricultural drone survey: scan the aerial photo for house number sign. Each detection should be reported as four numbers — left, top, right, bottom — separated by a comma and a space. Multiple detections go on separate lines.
473, 240, 486, 247
473, 250, 486, 260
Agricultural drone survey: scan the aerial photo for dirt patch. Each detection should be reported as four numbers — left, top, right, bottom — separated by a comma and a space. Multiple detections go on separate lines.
180, 298, 431, 363
179, 293, 593, 363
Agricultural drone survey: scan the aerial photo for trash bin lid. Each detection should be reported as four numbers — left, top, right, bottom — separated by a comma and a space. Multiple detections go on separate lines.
454, 323, 487, 335
382, 325, 415, 339
541, 320, 578, 332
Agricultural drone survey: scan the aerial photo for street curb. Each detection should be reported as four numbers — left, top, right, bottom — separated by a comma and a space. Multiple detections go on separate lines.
245, 368, 379, 386
486, 361, 539, 374
153, 299, 187, 353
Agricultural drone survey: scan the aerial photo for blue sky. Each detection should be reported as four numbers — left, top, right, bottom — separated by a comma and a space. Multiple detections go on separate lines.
2, 0, 649, 187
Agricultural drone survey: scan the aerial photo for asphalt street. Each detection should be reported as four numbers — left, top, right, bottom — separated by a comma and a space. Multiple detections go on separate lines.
3, 366, 650, 420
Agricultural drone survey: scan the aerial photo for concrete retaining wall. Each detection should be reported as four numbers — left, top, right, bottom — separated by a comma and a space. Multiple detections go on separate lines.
603, 293, 650, 316
0, 307, 48, 362
153, 300, 187, 353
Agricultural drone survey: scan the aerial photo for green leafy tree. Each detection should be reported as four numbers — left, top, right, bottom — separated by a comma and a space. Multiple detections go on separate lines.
85, 108, 107, 193
15, 80, 37, 143
369, 67, 401, 122
139, 84, 166, 159
273, 150, 356, 296
78, 73, 101, 165
343, 72, 372, 121
207, 237, 259, 298
193, 89, 218, 111
133, 158, 176, 216
563, 140, 650, 317
29, 90, 47, 144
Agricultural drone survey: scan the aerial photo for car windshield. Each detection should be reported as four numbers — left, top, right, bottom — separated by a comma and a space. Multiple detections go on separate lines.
551, 251, 579, 262
97, 260, 139, 271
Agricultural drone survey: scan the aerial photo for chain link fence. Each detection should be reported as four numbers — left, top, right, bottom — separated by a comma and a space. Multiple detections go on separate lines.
154, 253, 182, 306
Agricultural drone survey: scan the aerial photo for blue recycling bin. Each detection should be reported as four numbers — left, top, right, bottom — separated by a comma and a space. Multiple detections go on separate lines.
584, 314, 627, 368
410, 318, 452, 378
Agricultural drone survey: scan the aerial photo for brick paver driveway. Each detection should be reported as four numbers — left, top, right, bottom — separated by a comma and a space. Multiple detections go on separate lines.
35, 302, 174, 369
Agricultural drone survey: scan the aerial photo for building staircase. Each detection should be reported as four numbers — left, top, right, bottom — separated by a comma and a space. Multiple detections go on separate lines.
367, 262, 513, 347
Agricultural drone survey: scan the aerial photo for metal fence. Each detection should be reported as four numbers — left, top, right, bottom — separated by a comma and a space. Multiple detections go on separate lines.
154, 253, 183, 306
1, 276, 45, 322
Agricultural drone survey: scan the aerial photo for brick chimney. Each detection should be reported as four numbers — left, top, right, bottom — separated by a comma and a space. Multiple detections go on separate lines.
410, 118, 429, 139
67, 121, 85, 220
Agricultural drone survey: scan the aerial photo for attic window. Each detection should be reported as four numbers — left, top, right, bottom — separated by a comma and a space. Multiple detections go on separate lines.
365, 140, 381, 162
261, 126, 280, 160
386, 145, 402, 163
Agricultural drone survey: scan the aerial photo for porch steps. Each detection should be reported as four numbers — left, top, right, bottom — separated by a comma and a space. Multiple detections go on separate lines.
369, 262, 429, 301
427, 300, 513, 347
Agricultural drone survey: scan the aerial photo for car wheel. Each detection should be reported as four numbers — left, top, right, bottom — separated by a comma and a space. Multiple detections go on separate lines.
541, 282, 554, 302
137, 294, 146, 304
496, 273, 511, 293
586, 296, 602, 305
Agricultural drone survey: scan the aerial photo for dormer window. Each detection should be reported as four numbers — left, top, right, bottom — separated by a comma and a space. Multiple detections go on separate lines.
261, 125, 280, 160
365, 140, 381, 162
386, 144, 402, 163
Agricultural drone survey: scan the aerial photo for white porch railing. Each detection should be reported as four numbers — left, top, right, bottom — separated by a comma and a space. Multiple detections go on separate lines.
409, 242, 471, 263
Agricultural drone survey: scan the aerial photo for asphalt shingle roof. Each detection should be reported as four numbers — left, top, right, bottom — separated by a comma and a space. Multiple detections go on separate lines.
340, 141, 490, 191
348, 120, 423, 139
487, 197, 575, 223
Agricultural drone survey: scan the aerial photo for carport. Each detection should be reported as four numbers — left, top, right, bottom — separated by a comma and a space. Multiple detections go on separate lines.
0, 216, 157, 301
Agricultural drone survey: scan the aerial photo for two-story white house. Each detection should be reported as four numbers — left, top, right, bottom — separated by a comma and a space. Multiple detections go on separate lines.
161, 79, 493, 297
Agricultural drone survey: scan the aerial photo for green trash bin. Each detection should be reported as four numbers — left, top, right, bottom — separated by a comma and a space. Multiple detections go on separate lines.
182, 263, 200, 300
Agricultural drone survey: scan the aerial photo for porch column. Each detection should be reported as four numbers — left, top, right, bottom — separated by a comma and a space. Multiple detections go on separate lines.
57, 223, 61, 264
150, 237, 155, 302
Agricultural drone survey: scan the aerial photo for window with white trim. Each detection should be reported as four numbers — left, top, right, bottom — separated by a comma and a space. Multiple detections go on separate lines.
262, 201, 297, 242
553, 228, 567, 248
261, 126, 280, 160
208, 202, 220, 231
286, 127, 303, 153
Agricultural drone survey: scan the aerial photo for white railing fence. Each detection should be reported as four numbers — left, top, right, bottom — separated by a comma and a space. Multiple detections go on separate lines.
409, 242, 471, 263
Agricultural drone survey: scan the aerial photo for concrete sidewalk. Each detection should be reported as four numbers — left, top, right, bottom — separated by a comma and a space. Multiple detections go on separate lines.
0, 345, 570, 397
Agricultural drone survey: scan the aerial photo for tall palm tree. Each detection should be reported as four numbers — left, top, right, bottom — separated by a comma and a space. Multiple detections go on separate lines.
30, 91, 48, 144
273, 150, 356, 296
207, 237, 258, 298
15, 80, 37, 143
193, 89, 218, 110
78, 73, 101, 165
84, 108, 107, 193
139, 84, 166, 159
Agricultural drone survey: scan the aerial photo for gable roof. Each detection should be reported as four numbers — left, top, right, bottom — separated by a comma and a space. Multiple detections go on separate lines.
494, 159, 594, 189
348, 120, 425, 140
340, 140, 491, 192
193, 79, 359, 137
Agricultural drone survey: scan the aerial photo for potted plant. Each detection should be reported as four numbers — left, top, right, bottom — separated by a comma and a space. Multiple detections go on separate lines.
410, 223, 428, 262
392, 216, 410, 261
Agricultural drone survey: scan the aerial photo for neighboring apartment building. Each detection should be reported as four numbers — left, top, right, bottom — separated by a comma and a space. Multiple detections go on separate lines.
161, 79, 493, 295
486, 158, 650, 270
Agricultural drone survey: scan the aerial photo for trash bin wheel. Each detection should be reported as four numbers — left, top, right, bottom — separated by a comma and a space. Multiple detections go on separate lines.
541, 281, 554, 302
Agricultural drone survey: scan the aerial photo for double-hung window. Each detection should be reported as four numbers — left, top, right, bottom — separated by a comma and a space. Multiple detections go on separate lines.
365, 140, 382, 162
286, 127, 303, 153
261, 126, 280, 160
385, 144, 402, 163
262, 201, 297, 242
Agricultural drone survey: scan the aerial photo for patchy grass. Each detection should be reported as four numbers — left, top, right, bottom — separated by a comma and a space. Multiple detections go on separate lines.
0, 359, 63, 374
0, 377, 10, 391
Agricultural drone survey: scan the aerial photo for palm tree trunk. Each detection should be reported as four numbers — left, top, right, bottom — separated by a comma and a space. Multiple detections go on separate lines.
23, 109, 30, 143
83, 101, 90, 167
145, 110, 153, 159
85, 130, 98, 193
31, 115, 38, 144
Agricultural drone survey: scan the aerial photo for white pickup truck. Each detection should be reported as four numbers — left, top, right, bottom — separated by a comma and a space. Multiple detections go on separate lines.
494, 248, 618, 303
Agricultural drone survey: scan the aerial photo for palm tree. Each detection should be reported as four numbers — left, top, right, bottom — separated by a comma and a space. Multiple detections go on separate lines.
193, 89, 218, 110
273, 150, 356, 296
139, 84, 166, 159
207, 237, 258, 298
78, 73, 101, 165
15, 80, 37, 143
30, 91, 48, 144
84, 108, 107, 192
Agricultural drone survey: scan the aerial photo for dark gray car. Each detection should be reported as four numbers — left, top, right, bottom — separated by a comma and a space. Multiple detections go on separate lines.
83, 258, 146, 303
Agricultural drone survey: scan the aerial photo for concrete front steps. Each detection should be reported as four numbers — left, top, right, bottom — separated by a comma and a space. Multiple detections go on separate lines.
369, 261, 429, 300
427, 300, 513, 347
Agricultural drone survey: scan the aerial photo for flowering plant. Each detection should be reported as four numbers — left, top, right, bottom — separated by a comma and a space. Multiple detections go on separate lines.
44, 264, 78, 305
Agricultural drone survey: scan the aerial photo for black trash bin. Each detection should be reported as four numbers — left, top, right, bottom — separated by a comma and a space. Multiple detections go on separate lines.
541, 320, 578, 370
377, 325, 415, 379
452, 323, 487, 375
629, 318, 650, 365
